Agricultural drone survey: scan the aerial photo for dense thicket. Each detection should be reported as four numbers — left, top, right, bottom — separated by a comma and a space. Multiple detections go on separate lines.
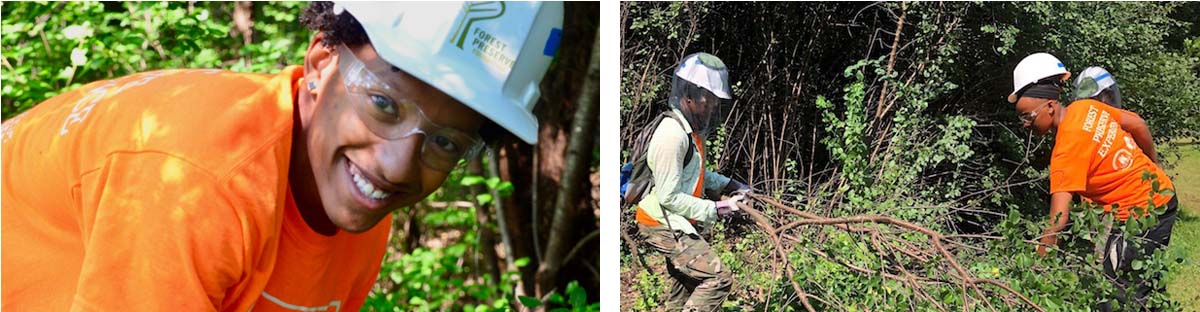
622, 2, 1199, 311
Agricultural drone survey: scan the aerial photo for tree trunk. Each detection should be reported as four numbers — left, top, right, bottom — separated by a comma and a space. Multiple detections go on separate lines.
535, 33, 600, 297
467, 156, 501, 286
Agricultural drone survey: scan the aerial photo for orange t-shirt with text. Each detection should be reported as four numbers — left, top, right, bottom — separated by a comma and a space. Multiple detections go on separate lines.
1049, 99, 1175, 221
251, 187, 391, 312
2, 66, 390, 311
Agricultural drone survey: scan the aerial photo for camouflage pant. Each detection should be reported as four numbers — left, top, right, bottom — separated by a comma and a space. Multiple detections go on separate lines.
639, 224, 732, 312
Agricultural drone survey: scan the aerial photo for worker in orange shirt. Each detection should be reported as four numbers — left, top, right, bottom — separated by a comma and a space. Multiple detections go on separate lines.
1009, 53, 1177, 311
1, 2, 563, 311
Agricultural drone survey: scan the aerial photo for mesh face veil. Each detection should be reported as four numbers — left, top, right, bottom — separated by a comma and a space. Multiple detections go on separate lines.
337, 44, 484, 171
668, 77, 724, 138
668, 52, 732, 138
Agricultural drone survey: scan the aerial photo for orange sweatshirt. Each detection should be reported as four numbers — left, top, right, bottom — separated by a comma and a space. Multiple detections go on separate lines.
1050, 99, 1175, 221
2, 66, 389, 311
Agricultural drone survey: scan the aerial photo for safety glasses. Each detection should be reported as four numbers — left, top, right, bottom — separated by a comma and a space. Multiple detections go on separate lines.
337, 44, 483, 172
1018, 100, 1051, 126
1018, 109, 1039, 125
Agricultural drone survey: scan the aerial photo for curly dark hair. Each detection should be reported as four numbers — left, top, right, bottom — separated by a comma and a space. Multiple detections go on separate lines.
300, 1, 371, 48
300, 1, 511, 146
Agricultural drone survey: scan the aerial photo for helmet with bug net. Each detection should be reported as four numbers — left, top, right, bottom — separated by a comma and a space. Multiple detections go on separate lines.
1072, 66, 1123, 108
669, 52, 732, 138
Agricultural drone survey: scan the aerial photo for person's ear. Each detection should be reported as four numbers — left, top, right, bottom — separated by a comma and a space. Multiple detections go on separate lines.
1046, 99, 1059, 116
303, 32, 337, 96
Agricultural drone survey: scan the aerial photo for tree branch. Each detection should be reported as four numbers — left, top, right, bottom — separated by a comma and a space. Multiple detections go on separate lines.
536, 34, 600, 297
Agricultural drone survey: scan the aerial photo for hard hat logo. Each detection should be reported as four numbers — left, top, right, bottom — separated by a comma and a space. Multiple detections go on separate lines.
450, 2, 517, 72
451, 2, 506, 49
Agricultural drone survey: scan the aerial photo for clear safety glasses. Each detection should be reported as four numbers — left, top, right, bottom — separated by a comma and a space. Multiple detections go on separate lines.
1019, 109, 1039, 125
337, 44, 483, 171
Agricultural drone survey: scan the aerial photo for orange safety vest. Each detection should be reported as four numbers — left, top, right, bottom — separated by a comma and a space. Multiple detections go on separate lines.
636, 132, 706, 227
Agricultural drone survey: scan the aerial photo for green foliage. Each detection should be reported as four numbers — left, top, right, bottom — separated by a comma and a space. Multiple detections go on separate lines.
366, 165, 526, 312
620, 2, 708, 140
816, 10, 973, 223
629, 268, 667, 310
366, 247, 527, 312
2, 1, 310, 119
517, 280, 601, 312
976, 1, 1200, 146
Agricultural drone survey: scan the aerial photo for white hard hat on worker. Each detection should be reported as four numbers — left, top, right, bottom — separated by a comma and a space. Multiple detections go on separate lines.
337, 1, 563, 144
669, 52, 732, 139
1008, 52, 1070, 103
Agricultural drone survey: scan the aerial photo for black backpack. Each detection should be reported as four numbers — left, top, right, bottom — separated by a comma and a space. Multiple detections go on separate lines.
620, 111, 696, 210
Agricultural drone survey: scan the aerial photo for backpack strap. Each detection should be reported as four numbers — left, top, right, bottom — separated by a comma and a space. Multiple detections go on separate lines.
655, 112, 703, 237
664, 112, 696, 167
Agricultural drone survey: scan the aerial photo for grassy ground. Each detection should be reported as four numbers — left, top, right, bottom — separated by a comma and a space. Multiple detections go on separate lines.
1165, 144, 1200, 310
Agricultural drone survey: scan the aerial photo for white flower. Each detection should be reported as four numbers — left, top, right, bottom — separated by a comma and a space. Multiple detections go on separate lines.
63, 25, 93, 40
71, 48, 88, 66
59, 66, 76, 80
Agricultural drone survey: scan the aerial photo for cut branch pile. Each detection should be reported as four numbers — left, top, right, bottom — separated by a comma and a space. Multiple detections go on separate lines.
739, 193, 1044, 312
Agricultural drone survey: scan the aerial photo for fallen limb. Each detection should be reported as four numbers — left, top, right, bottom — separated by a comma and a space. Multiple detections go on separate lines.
739, 193, 1045, 312
739, 197, 818, 312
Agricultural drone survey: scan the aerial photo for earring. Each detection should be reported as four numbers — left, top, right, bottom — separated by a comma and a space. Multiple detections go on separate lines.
307, 80, 318, 91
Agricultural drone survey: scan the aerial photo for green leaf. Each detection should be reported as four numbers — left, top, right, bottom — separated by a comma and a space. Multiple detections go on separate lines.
517, 296, 542, 308
496, 181, 515, 195
461, 175, 485, 186
567, 280, 587, 308
514, 257, 531, 268
547, 293, 565, 305
476, 193, 493, 206
389, 270, 402, 283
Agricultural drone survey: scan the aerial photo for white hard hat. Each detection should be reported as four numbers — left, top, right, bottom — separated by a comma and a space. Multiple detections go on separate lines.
675, 52, 732, 100
337, 2, 563, 144
1008, 52, 1070, 103
1073, 66, 1116, 98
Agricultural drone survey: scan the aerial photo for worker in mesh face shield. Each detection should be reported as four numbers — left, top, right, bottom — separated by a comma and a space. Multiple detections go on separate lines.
634, 52, 749, 312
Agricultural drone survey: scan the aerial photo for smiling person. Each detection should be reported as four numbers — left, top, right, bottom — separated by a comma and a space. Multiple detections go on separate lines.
1, 2, 561, 311
1009, 52, 1178, 310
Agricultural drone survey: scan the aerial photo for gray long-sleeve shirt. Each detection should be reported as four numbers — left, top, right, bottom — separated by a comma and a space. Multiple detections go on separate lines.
636, 109, 731, 234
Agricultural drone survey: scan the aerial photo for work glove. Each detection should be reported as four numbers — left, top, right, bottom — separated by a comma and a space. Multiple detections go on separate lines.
723, 179, 751, 195
714, 193, 746, 219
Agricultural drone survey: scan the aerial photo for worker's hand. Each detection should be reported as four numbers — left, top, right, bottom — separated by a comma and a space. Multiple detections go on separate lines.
715, 195, 743, 218
724, 179, 751, 195
1036, 228, 1059, 257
